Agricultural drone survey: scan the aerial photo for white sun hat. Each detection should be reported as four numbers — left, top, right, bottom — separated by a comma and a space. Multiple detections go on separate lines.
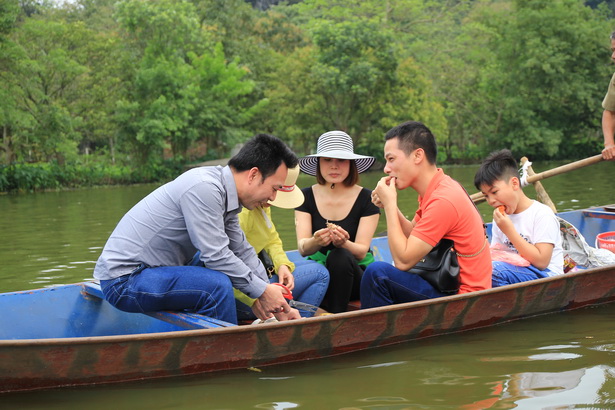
299, 130, 375, 176
268, 165, 304, 209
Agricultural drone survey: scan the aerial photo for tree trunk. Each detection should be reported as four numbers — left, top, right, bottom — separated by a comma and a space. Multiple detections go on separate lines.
108, 136, 115, 165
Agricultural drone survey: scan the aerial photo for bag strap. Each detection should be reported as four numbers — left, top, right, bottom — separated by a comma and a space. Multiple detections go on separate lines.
456, 237, 488, 258
451, 178, 489, 258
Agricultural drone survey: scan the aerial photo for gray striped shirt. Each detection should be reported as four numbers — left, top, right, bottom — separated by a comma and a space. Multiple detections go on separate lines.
93, 165, 268, 298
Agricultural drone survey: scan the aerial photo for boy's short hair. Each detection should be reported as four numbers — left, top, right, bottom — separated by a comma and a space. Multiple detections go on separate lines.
473, 149, 520, 190
228, 133, 298, 180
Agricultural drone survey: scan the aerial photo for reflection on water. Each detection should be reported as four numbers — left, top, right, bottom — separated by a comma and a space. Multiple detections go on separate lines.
509, 367, 603, 408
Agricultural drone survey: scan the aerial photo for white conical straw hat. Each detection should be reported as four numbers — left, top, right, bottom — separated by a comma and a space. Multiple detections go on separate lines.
268, 165, 304, 209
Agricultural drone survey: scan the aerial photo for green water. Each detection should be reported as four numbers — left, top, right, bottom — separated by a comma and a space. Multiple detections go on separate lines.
4, 160, 612, 293
1, 159, 614, 407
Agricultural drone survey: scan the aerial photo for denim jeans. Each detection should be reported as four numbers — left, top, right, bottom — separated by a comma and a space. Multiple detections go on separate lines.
236, 259, 329, 319
491, 261, 552, 287
100, 264, 238, 324
360, 261, 449, 309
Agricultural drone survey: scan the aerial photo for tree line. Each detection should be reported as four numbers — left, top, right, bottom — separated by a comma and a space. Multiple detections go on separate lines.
1, 0, 613, 191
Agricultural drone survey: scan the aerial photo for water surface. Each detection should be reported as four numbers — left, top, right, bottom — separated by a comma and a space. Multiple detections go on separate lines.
1, 159, 614, 408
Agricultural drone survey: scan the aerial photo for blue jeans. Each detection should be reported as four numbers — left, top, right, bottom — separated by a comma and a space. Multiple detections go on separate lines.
100, 265, 238, 324
236, 259, 329, 319
492, 261, 552, 287
360, 261, 449, 309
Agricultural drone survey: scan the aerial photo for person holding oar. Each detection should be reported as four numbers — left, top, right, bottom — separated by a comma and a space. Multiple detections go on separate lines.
600, 31, 615, 161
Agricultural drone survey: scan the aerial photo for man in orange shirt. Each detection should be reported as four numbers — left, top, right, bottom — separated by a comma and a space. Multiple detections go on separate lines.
360, 121, 492, 307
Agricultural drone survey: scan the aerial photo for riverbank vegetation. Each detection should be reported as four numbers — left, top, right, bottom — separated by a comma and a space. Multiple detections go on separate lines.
1, 0, 614, 192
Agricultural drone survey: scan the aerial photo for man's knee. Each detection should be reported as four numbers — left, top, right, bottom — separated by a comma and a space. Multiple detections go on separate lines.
364, 261, 390, 277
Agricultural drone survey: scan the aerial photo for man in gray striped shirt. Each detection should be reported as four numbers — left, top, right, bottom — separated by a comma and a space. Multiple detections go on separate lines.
94, 134, 299, 324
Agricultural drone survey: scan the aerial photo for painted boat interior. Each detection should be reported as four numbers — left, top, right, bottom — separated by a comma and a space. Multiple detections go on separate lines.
0, 282, 233, 340
2, 205, 614, 341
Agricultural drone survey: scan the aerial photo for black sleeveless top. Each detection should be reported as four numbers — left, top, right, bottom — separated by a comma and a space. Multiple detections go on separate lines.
296, 186, 380, 254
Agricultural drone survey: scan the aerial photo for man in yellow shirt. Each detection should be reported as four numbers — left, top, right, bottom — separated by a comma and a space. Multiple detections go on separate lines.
237, 166, 329, 320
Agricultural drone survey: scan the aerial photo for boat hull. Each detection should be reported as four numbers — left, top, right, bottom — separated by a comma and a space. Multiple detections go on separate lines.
2, 264, 614, 393
1, 205, 615, 393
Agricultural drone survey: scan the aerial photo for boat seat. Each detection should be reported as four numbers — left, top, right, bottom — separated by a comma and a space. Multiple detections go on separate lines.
81, 282, 234, 329
347, 300, 361, 311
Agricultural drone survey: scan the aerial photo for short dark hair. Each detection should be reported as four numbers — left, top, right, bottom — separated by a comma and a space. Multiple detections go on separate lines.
384, 121, 437, 164
228, 133, 298, 180
473, 149, 520, 190
610, 30, 615, 40
315, 158, 359, 187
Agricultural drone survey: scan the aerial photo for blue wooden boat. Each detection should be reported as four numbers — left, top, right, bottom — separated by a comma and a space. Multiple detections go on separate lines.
1, 205, 614, 394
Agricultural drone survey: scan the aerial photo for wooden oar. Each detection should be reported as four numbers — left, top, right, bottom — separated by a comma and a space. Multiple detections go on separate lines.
470, 154, 604, 204
520, 156, 557, 213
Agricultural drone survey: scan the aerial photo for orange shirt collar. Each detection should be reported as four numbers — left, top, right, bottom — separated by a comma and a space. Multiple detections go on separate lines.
418, 168, 445, 206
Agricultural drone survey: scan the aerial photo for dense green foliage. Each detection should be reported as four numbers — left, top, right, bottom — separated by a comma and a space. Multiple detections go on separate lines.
0, 0, 613, 191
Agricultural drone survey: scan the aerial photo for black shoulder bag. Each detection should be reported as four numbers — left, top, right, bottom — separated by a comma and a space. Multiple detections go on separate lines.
408, 239, 460, 294
407, 182, 487, 294
258, 249, 276, 278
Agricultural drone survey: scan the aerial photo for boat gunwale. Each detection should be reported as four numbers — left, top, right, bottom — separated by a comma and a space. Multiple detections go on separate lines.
2, 263, 614, 347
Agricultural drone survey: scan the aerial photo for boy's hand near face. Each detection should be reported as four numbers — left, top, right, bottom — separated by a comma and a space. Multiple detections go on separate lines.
493, 206, 515, 237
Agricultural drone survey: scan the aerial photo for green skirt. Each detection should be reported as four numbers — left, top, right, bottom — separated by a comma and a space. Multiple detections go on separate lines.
307, 249, 375, 267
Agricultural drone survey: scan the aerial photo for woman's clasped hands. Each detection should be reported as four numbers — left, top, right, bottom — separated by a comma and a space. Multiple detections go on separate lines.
316, 222, 350, 248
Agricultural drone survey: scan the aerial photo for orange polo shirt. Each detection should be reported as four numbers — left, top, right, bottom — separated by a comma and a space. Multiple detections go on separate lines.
411, 169, 492, 293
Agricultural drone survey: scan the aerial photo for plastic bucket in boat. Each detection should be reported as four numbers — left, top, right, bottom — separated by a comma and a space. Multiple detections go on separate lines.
596, 232, 615, 253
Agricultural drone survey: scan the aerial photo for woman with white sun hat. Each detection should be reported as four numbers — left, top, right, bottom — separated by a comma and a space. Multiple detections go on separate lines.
295, 130, 380, 313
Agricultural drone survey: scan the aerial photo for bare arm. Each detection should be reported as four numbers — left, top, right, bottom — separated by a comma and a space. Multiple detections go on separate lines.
397, 208, 416, 237
371, 185, 414, 236
601, 110, 615, 160
330, 213, 380, 260
295, 210, 331, 256
383, 201, 434, 270
373, 176, 432, 269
